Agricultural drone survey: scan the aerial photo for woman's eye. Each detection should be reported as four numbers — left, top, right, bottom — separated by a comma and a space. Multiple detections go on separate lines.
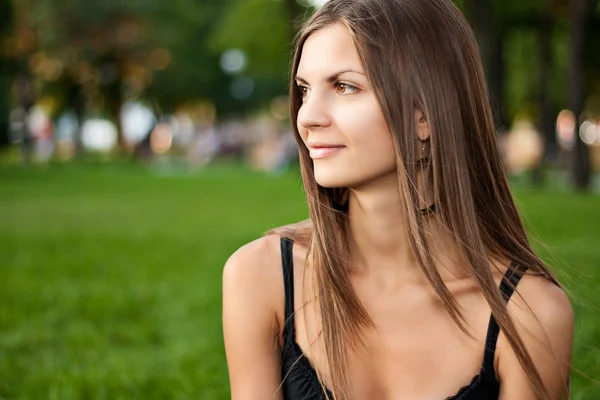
336, 83, 358, 95
297, 85, 310, 100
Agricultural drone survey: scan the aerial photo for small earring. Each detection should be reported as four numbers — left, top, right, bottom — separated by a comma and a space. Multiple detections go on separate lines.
416, 139, 429, 169
418, 140, 435, 215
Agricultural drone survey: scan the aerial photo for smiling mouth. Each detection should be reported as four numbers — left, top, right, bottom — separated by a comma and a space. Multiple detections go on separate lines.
309, 146, 345, 159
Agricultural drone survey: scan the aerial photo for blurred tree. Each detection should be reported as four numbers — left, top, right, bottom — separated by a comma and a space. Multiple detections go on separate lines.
464, 0, 557, 131
464, 0, 599, 189
465, 0, 570, 126
466, 0, 509, 133
7, 0, 234, 152
0, 0, 14, 148
210, 0, 310, 114
569, 0, 597, 189
530, 0, 567, 185
586, 2, 600, 96
143, 0, 231, 116
25, 0, 164, 151
2, 0, 597, 165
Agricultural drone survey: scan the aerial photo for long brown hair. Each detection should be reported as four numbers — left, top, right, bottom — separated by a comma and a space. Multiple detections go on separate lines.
278, 0, 562, 398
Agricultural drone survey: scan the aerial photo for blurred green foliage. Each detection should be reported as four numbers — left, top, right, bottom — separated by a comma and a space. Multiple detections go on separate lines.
0, 165, 598, 399
1, 0, 306, 120
2, 0, 597, 119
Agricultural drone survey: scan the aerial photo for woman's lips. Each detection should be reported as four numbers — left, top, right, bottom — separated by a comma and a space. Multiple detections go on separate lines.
309, 146, 345, 159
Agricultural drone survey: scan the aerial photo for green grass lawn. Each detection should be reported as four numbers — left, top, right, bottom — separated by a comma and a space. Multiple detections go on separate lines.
0, 163, 598, 399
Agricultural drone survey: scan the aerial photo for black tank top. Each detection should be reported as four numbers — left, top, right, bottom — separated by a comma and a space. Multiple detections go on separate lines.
279, 237, 528, 400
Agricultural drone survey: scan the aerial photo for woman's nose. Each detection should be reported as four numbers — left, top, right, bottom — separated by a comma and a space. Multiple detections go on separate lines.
296, 91, 331, 130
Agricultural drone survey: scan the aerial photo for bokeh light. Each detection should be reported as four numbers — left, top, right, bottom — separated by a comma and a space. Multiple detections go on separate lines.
556, 110, 576, 150
121, 101, 156, 145
81, 119, 117, 152
220, 49, 247, 74
150, 123, 173, 155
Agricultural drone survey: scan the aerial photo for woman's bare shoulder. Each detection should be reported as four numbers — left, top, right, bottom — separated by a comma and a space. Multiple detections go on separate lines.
496, 272, 574, 398
222, 234, 289, 398
223, 234, 285, 299
508, 272, 573, 335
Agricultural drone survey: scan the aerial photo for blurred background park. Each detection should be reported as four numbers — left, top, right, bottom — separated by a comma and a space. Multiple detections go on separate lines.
0, 0, 599, 398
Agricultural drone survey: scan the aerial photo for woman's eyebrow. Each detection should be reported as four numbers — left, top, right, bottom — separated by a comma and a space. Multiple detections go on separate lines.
295, 69, 366, 84
325, 69, 366, 83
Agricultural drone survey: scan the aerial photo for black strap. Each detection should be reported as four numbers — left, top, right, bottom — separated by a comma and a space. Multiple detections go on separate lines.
482, 262, 528, 378
280, 237, 296, 339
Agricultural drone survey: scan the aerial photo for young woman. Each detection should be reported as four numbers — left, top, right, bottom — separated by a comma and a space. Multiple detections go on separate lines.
223, 0, 575, 399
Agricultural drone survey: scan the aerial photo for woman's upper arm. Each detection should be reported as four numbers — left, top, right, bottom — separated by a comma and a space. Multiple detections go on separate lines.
497, 274, 575, 400
223, 235, 284, 400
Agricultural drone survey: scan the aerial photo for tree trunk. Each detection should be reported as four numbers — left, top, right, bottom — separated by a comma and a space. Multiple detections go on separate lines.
531, 15, 555, 186
0, 66, 10, 149
569, 0, 591, 190
469, 0, 508, 133
62, 80, 86, 155
107, 94, 126, 153
103, 58, 127, 153
0, 0, 14, 148
489, 30, 508, 133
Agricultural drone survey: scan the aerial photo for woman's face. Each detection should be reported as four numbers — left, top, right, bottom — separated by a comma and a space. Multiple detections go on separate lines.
295, 23, 397, 189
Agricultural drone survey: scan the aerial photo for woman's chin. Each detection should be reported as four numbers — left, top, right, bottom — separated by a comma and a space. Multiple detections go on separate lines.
314, 172, 352, 189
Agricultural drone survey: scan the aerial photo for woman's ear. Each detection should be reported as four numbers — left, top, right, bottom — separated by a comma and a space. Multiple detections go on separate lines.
415, 110, 430, 141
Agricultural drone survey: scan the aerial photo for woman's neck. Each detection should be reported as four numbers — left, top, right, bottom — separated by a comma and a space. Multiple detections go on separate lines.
346, 174, 414, 272
345, 175, 466, 286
